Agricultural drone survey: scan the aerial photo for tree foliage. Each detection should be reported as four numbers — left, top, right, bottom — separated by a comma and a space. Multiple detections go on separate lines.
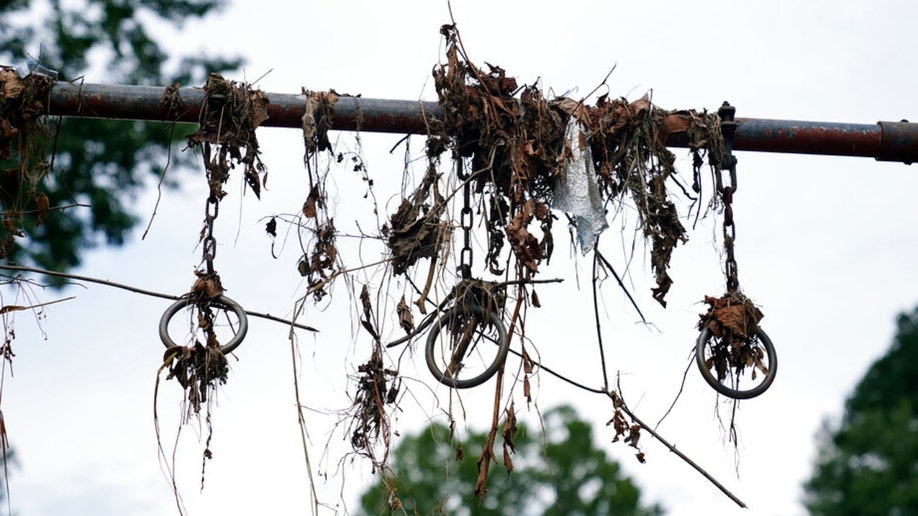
359, 405, 663, 515
0, 0, 241, 273
804, 307, 918, 515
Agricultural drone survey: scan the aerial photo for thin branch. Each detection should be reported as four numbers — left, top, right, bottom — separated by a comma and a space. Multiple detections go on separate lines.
142, 120, 177, 240
289, 334, 320, 515
504, 343, 605, 394
611, 381, 747, 509
655, 351, 696, 431
0, 295, 75, 313
6, 203, 91, 217
494, 326, 747, 508
594, 248, 647, 324
592, 248, 611, 391
0, 265, 318, 332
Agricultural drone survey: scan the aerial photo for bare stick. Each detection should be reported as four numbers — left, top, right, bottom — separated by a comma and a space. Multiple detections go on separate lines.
609, 384, 748, 508
142, 120, 177, 240
0, 265, 318, 332
289, 334, 320, 515
0, 296, 75, 313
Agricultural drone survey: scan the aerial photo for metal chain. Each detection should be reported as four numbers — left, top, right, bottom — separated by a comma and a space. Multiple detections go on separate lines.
717, 103, 740, 293
457, 155, 473, 280
200, 139, 226, 278
202, 196, 219, 276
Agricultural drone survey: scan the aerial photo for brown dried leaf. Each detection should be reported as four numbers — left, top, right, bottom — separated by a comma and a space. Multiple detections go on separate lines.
523, 375, 531, 402
502, 402, 517, 473
303, 185, 320, 218
658, 113, 693, 147
191, 272, 224, 300
396, 295, 414, 334
247, 90, 270, 128
359, 284, 372, 321
34, 192, 49, 226
0, 69, 24, 100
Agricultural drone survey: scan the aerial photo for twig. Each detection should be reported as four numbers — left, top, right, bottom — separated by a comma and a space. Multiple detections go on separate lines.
153, 347, 188, 516
478, 313, 746, 507
0, 295, 75, 313
142, 120, 177, 240
289, 334, 320, 515
414, 255, 437, 315
0, 265, 318, 332
594, 248, 647, 324
592, 251, 611, 391
504, 345, 605, 394
655, 352, 696, 431
611, 381, 747, 509
4, 203, 91, 216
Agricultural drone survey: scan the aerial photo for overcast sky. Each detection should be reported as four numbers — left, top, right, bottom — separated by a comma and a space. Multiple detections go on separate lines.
4, 1, 918, 515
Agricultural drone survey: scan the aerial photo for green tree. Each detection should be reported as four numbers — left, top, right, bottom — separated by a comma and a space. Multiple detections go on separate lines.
803, 307, 918, 515
360, 405, 664, 515
1, 0, 240, 273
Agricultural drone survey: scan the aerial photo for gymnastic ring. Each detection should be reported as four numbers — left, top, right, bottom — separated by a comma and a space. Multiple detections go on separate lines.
159, 295, 249, 355
695, 326, 777, 399
425, 303, 510, 389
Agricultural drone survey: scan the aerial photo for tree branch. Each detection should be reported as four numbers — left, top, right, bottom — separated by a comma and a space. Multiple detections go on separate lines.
0, 264, 318, 332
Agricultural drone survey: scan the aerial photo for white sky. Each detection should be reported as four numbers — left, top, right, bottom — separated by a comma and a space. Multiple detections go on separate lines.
4, 1, 918, 515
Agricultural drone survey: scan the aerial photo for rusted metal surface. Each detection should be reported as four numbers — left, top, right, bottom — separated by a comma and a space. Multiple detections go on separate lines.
45, 82, 918, 163
733, 118, 883, 159
47, 82, 439, 134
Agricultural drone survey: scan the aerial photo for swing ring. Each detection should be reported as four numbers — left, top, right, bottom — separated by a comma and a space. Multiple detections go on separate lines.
695, 327, 777, 399
159, 295, 249, 355
425, 303, 510, 389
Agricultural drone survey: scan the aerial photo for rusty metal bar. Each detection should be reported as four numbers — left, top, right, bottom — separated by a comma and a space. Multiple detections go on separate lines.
45, 82, 918, 164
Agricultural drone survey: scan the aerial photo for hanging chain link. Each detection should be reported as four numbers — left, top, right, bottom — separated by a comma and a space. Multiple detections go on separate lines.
717, 102, 740, 294
457, 155, 473, 280
199, 136, 228, 280
202, 194, 219, 276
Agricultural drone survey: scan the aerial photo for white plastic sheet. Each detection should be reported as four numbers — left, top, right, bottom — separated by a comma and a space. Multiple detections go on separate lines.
552, 117, 608, 254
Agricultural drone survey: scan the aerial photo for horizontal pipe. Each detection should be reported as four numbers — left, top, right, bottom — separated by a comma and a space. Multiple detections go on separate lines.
44, 82, 917, 164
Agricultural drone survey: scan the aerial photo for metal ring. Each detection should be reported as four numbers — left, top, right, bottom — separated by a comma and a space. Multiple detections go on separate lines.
159, 295, 249, 354
425, 304, 510, 389
695, 327, 777, 399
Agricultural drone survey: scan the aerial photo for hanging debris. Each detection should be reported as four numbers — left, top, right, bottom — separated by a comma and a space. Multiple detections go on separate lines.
385, 163, 449, 275
389, 25, 724, 306
697, 292, 769, 386
0, 67, 54, 259
188, 73, 269, 200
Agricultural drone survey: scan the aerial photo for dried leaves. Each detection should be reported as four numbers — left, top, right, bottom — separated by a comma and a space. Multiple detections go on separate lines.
188, 73, 269, 201
302, 90, 337, 157
609, 393, 646, 464
297, 217, 337, 302
0, 67, 54, 261
388, 27, 724, 308
163, 340, 229, 416
385, 164, 448, 276
349, 285, 400, 466
698, 292, 768, 381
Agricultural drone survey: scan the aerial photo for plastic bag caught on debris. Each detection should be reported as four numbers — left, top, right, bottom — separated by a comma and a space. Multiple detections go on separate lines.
553, 117, 608, 254
15, 59, 58, 80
